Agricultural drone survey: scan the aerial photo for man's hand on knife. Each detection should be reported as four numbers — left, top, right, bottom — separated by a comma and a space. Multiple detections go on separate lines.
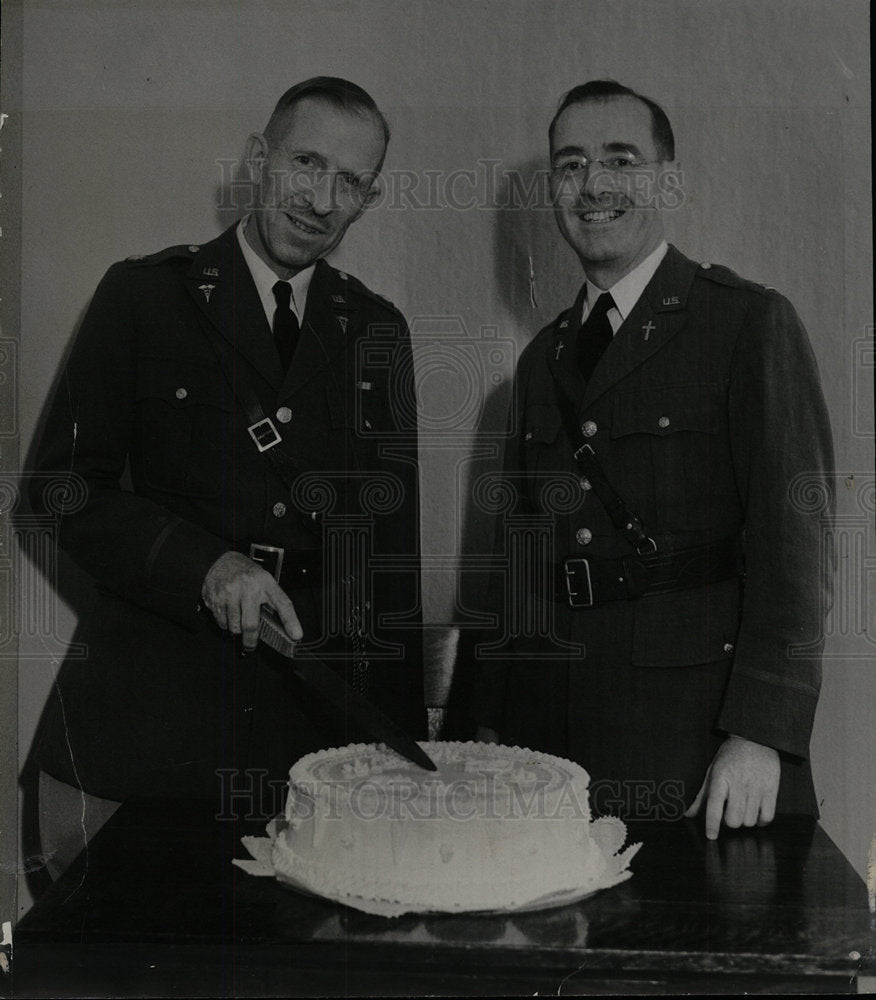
202, 551, 302, 652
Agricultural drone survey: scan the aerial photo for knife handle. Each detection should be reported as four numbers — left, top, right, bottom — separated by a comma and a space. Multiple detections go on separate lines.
258, 606, 297, 658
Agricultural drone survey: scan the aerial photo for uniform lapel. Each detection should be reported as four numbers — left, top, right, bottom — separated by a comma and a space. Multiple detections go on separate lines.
183, 225, 284, 389
546, 281, 588, 406
280, 259, 357, 398
582, 245, 699, 409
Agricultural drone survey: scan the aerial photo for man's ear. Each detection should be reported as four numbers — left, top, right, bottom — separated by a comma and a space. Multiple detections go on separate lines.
244, 132, 269, 179
359, 171, 383, 211
361, 186, 382, 210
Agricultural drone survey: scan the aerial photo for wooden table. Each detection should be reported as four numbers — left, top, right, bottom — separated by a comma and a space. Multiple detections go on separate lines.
10, 800, 874, 996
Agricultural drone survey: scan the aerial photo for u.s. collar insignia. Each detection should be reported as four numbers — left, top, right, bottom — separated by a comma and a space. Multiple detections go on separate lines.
332, 294, 345, 304
198, 283, 215, 302
559, 319, 569, 329
202, 267, 219, 278
662, 296, 680, 306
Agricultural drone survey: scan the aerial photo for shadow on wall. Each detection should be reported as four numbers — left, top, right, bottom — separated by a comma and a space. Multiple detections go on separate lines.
215, 174, 245, 233
492, 156, 580, 325
443, 158, 580, 738
16, 301, 104, 904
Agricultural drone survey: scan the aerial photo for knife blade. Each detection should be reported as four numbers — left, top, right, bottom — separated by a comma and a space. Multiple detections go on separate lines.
258, 607, 437, 772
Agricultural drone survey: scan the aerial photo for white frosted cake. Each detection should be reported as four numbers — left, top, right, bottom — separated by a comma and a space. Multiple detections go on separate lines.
269, 740, 638, 913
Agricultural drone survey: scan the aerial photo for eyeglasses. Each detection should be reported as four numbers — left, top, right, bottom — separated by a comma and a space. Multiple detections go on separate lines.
551, 154, 666, 175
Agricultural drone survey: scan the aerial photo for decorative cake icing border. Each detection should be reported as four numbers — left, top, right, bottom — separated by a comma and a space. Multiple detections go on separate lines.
288, 740, 592, 786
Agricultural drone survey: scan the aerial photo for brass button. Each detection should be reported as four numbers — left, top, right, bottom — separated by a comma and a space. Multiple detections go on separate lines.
700, 261, 711, 269
658, 416, 670, 429
575, 527, 593, 546
524, 431, 533, 441
363, 419, 372, 430
582, 420, 597, 437
175, 387, 187, 400
188, 245, 200, 253
579, 477, 591, 491
723, 643, 734, 653
276, 406, 292, 424
272, 502, 287, 518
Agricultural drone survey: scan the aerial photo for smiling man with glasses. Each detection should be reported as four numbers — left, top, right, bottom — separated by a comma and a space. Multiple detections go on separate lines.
474, 80, 834, 841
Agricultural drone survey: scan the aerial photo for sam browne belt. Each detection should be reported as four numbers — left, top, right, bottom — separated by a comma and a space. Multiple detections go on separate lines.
544, 345, 740, 606
248, 543, 322, 591
551, 537, 740, 609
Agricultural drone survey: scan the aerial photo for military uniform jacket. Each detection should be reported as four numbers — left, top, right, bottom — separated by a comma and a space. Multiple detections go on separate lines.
474, 246, 834, 816
30, 224, 425, 804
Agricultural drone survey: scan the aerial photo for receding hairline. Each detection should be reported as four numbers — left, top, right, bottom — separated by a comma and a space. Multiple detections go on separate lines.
549, 84, 676, 161
262, 77, 391, 172
551, 94, 648, 140
264, 94, 386, 144
262, 95, 389, 173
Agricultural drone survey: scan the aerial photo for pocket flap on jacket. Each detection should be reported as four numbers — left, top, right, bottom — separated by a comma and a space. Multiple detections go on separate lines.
136, 356, 233, 411
612, 384, 722, 438
631, 578, 741, 667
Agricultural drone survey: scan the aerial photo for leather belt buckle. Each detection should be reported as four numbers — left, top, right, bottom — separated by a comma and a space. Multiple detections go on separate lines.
564, 557, 594, 608
248, 417, 281, 452
249, 543, 284, 582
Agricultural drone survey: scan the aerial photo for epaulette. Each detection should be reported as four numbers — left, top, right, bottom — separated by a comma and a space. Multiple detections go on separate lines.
332, 267, 400, 314
695, 260, 773, 295
124, 243, 202, 265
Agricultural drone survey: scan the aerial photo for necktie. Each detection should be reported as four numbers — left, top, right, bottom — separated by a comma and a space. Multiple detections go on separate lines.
272, 280, 300, 370
576, 292, 615, 383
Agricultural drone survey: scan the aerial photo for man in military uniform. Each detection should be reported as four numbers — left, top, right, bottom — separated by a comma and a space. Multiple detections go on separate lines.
29, 77, 425, 877
474, 81, 834, 839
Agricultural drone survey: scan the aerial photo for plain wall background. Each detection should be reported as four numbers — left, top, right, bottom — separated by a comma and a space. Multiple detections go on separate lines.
6, 0, 872, 920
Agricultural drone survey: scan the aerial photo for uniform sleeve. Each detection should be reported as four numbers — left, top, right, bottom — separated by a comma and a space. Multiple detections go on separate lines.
716, 291, 835, 757
378, 307, 426, 730
29, 263, 229, 631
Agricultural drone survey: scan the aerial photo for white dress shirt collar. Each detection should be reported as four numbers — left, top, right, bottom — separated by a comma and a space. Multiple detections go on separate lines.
582, 240, 669, 334
236, 217, 315, 327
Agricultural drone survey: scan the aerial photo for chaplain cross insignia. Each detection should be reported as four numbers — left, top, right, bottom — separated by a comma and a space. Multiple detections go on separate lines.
642, 321, 656, 341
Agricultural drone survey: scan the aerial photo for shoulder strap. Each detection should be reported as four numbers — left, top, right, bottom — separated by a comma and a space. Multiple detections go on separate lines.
548, 366, 657, 555
202, 328, 302, 492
